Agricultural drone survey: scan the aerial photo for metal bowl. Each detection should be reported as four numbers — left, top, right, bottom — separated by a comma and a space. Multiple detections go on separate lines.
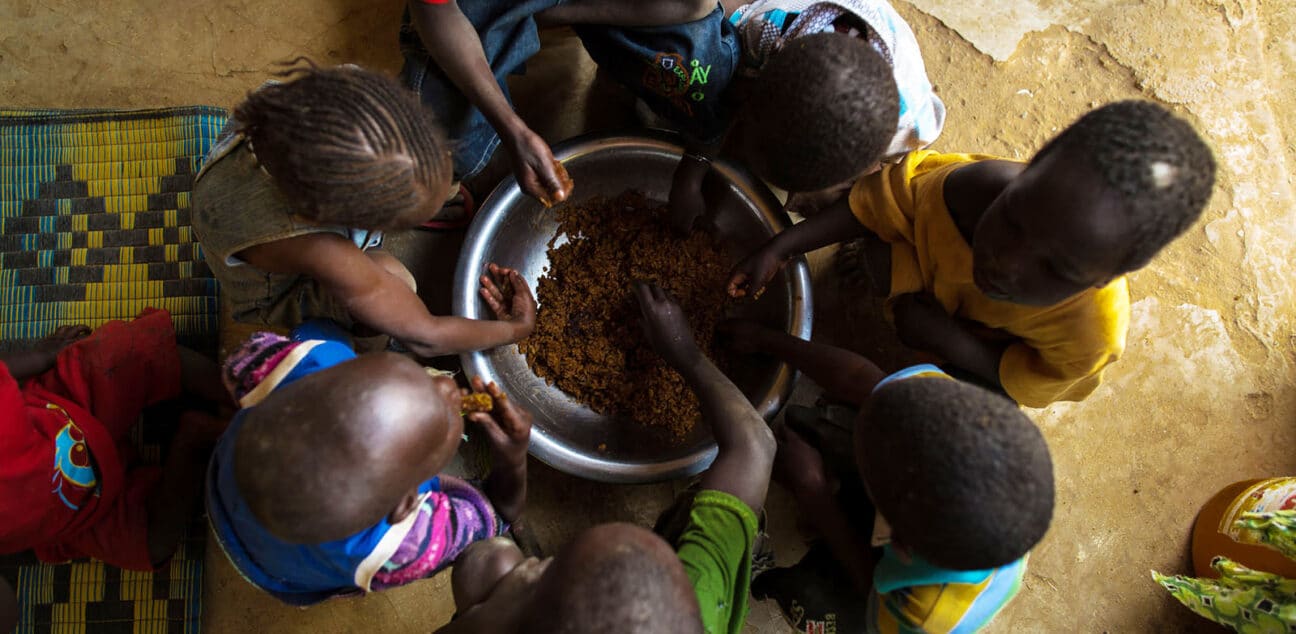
453, 131, 813, 483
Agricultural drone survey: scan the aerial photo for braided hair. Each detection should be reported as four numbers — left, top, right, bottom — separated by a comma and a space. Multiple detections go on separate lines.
1036, 100, 1216, 272
234, 62, 450, 229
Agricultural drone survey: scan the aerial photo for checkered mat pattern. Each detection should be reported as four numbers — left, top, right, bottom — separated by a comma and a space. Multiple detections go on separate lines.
0, 107, 227, 350
0, 107, 229, 633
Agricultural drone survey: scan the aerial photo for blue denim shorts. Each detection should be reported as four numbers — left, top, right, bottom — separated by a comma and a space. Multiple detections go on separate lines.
400, 2, 739, 180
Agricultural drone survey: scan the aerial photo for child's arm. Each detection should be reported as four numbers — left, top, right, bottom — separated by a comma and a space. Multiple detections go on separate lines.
892, 293, 1007, 389
668, 149, 717, 234
0, 325, 90, 381
635, 283, 775, 512
466, 377, 532, 523
241, 233, 534, 357
721, 319, 885, 406
727, 195, 868, 298
775, 425, 878, 594
408, 1, 569, 204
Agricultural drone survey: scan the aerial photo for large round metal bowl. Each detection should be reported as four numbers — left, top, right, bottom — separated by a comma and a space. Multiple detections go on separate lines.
453, 131, 812, 483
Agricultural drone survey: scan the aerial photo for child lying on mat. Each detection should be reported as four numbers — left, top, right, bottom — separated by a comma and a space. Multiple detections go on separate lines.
192, 63, 535, 357
0, 310, 229, 571
439, 284, 775, 634
207, 323, 531, 605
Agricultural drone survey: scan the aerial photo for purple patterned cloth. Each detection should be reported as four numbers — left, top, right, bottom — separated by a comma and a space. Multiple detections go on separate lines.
370, 475, 507, 590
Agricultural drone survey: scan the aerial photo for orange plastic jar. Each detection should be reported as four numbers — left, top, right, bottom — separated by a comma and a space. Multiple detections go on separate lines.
1191, 478, 1296, 578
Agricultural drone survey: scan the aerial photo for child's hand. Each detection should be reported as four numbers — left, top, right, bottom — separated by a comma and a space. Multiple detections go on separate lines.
773, 425, 831, 501
716, 318, 771, 355
37, 325, 91, 356
668, 175, 706, 235
480, 263, 537, 340
466, 376, 532, 466
727, 243, 787, 299
633, 282, 701, 369
503, 126, 571, 207
892, 292, 956, 353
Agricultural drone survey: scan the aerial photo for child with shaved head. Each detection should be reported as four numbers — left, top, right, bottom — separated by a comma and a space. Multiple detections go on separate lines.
207, 322, 530, 605
438, 283, 776, 634
724, 320, 1054, 632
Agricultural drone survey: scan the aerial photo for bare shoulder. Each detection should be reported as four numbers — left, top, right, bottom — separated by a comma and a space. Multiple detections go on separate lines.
943, 159, 1022, 200
236, 231, 366, 277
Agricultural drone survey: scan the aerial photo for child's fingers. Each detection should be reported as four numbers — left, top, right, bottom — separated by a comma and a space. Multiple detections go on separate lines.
480, 287, 506, 316
649, 283, 666, 303
726, 273, 749, 298
480, 275, 507, 303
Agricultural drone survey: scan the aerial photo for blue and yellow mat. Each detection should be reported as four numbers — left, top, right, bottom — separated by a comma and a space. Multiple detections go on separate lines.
0, 106, 228, 634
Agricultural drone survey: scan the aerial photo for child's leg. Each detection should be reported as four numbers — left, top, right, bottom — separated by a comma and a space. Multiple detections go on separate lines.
34, 410, 227, 570
398, 1, 561, 180
145, 411, 227, 566
570, 6, 739, 144
31, 309, 182, 438
536, 0, 715, 26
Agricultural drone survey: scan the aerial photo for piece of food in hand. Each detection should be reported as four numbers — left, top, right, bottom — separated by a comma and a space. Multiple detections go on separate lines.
538, 160, 574, 208
460, 392, 494, 414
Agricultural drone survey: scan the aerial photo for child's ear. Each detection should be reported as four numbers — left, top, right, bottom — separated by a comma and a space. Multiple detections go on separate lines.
387, 489, 422, 524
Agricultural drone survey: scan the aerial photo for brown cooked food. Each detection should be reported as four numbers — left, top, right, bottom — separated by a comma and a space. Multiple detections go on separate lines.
519, 190, 730, 440
460, 393, 494, 414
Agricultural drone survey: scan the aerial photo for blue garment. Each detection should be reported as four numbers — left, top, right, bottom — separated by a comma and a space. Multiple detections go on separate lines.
398, 2, 739, 178
207, 411, 441, 606
207, 326, 439, 605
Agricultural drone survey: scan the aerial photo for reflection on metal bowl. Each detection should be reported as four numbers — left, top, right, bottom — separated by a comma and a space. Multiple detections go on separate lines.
452, 131, 813, 483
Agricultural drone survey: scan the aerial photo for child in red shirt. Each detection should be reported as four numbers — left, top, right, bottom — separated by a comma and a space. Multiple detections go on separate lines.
0, 309, 229, 571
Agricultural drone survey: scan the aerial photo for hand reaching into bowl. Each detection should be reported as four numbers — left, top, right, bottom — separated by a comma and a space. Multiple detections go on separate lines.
479, 263, 537, 342
633, 281, 701, 369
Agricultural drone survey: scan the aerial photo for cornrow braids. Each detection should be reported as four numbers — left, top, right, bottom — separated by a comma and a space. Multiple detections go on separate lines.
234, 63, 451, 229
1036, 100, 1217, 272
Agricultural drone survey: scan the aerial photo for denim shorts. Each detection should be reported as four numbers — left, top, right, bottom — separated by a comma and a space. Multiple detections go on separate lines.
400, 2, 740, 180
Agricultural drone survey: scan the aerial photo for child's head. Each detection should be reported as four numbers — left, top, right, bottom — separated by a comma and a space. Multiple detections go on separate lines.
233, 352, 464, 543
234, 63, 453, 231
732, 33, 900, 193
972, 100, 1216, 306
449, 524, 702, 633
856, 377, 1054, 570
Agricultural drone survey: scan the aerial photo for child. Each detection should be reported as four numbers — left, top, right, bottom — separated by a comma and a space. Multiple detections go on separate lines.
436, 283, 776, 634
192, 64, 535, 357
400, 0, 722, 206
0, 310, 229, 571
728, 101, 1217, 406
666, 0, 946, 230
724, 320, 1054, 632
206, 324, 531, 605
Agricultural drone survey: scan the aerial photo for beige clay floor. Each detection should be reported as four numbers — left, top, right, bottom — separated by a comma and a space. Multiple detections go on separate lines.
4, 1, 1295, 632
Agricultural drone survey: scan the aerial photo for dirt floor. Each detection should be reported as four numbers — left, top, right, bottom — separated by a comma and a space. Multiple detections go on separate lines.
3, 1, 1294, 632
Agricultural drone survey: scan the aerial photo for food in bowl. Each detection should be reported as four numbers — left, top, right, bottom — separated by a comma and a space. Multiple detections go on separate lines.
517, 190, 730, 440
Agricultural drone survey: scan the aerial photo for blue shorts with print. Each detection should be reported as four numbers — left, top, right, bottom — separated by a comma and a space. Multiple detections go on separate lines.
399, 2, 739, 180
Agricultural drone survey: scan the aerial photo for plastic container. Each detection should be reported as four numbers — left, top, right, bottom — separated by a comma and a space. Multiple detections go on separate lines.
1191, 478, 1296, 577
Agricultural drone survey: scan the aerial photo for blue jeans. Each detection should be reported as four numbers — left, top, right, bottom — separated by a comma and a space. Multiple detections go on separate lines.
399, 2, 739, 180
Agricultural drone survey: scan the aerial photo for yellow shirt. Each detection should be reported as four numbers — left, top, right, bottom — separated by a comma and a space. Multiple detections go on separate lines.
847, 151, 1129, 407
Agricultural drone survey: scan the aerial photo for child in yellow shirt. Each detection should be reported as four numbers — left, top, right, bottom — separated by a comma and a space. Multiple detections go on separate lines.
728, 101, 1216, 406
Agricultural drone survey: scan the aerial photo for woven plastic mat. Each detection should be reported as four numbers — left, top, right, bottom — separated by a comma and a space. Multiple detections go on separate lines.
0, 106, 228, 634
